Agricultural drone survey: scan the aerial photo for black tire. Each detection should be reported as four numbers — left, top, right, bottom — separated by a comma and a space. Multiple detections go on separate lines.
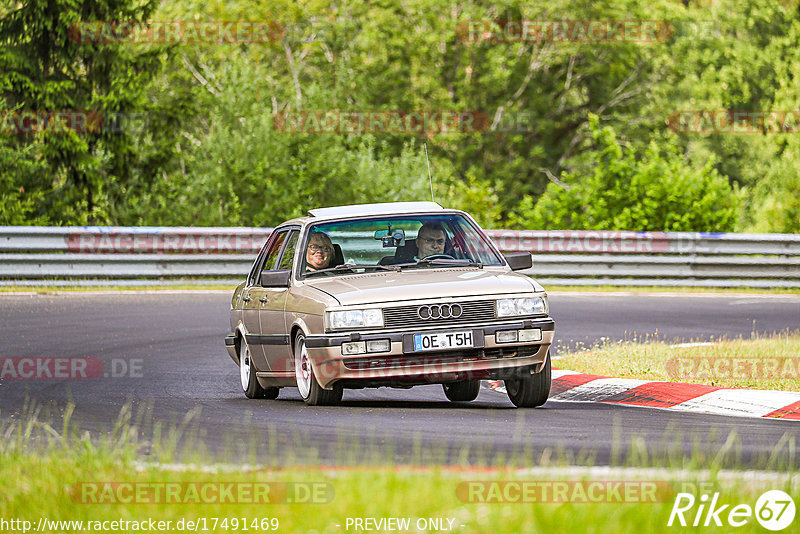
505, 352, 551, 408
294, 334, 343, 406
239, 337, 280, 399
442, 380, 481, 402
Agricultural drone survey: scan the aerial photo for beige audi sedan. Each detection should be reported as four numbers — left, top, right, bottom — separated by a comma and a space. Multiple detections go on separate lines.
225, 202, 554, 406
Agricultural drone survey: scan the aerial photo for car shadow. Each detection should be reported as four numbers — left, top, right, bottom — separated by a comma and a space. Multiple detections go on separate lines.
270, 396, 518, 410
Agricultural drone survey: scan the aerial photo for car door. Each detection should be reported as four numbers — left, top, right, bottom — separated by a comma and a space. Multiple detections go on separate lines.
259, 229, 299, 373
243, 229, 288, 370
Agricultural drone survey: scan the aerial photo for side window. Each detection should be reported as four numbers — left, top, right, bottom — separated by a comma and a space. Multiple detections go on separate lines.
261, 231, 288, 272
248, 243, 268, 287
276, 230, 299, 271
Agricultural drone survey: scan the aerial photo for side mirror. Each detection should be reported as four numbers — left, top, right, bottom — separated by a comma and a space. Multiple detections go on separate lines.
259, 270, 291, 287
504, 252, 532, 271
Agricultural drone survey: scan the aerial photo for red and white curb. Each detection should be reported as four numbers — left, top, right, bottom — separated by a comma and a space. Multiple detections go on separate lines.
487, 371, 800, 420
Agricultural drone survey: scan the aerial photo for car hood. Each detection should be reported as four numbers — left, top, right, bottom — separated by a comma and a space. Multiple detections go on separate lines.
304, 268, 541, 306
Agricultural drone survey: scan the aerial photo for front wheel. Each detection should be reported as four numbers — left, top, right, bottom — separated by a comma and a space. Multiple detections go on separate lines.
505, 352, 551, 408
240, 338, 279, 399
294, 334, 342, 406
442, 380, 480, 402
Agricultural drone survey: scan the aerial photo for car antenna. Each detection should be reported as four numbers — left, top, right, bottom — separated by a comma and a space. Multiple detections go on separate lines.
424, 142, 435, 202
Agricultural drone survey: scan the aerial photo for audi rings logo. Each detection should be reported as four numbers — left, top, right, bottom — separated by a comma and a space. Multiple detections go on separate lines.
417, 304, 463, 320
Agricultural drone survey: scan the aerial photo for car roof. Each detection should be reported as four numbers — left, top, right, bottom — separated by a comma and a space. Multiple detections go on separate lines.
308, 201, 444, 219
277, 202, 453, 227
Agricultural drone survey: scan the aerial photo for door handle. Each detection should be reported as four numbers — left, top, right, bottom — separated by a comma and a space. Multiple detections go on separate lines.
259, 297, 268, 303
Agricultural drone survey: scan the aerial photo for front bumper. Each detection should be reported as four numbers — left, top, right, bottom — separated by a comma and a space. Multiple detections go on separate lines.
304, 318, 554, 389
224, 334, 238, 364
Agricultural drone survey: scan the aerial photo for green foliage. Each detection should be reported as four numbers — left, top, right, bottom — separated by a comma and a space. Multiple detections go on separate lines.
1, 0, 799, 231
0, 0, 185, 224
113, 54, 441, 225
132, 0, 675, 226
513, 115, 739, 231
659, 0, 800, 232
747, 157, 800, 233
0, 134, 49, 224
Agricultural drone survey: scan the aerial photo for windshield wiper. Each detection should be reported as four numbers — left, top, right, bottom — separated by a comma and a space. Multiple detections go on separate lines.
304, 264, 401, 277
398, 258, 483, 269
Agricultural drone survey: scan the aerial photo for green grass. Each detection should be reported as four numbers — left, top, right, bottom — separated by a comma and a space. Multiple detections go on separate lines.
555, 333, 800, 391
2, 426, 798, 533
4, 457, 798, 533
2, 403, 800, 533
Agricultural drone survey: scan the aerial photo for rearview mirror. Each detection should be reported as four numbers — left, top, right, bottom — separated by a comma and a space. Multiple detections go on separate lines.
374, 228, 406, 247
503, 252, 532, 271
259, 270, 291, 287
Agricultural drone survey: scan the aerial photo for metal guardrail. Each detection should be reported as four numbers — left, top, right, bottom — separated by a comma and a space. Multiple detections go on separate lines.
0, 226, 271, 253
1, 227, 799, 287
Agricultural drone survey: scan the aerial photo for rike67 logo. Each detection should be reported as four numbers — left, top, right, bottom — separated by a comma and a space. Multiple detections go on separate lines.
668, 490, 795, 531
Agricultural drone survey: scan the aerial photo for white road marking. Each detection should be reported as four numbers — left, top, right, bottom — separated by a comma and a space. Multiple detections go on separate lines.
551, 369, 581, 379
670, 389, 800, 418
552, 378, 650, 401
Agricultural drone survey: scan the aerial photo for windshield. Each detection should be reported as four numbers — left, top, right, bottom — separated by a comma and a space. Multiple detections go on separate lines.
299, 214, 504, 276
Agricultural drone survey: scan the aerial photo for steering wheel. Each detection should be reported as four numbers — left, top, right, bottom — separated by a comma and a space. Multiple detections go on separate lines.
421, 254, 456, 260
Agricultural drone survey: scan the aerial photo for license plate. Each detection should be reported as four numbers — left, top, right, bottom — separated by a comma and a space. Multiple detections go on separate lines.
413, 330, 474, 352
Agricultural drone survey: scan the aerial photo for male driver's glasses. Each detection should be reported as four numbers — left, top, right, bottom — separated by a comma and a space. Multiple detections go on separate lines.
420, 237, 445, 246
309, 244, 332, 254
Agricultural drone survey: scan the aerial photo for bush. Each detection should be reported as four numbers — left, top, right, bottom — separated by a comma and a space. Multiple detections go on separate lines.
512, 115, 739, 232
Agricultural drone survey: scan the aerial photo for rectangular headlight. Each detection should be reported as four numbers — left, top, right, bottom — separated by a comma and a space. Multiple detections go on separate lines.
328, 308, 384, 330
496, 297, 547, 317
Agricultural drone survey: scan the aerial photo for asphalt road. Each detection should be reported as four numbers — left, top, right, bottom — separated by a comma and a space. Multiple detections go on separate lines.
0, 291, 798, 467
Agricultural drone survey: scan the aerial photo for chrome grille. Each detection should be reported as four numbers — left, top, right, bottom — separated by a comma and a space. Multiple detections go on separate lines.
383, 300, 495, 329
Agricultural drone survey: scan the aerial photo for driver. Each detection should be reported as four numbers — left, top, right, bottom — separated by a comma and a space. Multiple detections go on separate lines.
415, 223, 446, 259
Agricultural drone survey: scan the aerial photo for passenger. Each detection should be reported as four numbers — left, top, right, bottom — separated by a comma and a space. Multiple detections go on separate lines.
305, 232, 334, 271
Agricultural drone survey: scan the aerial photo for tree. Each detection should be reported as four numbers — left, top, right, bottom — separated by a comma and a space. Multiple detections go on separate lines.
0, 124, 48, 224
513, 115, 739, 231
3, 0, 798, 232
656, 0, 800, 232
0, 0, 179, 224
